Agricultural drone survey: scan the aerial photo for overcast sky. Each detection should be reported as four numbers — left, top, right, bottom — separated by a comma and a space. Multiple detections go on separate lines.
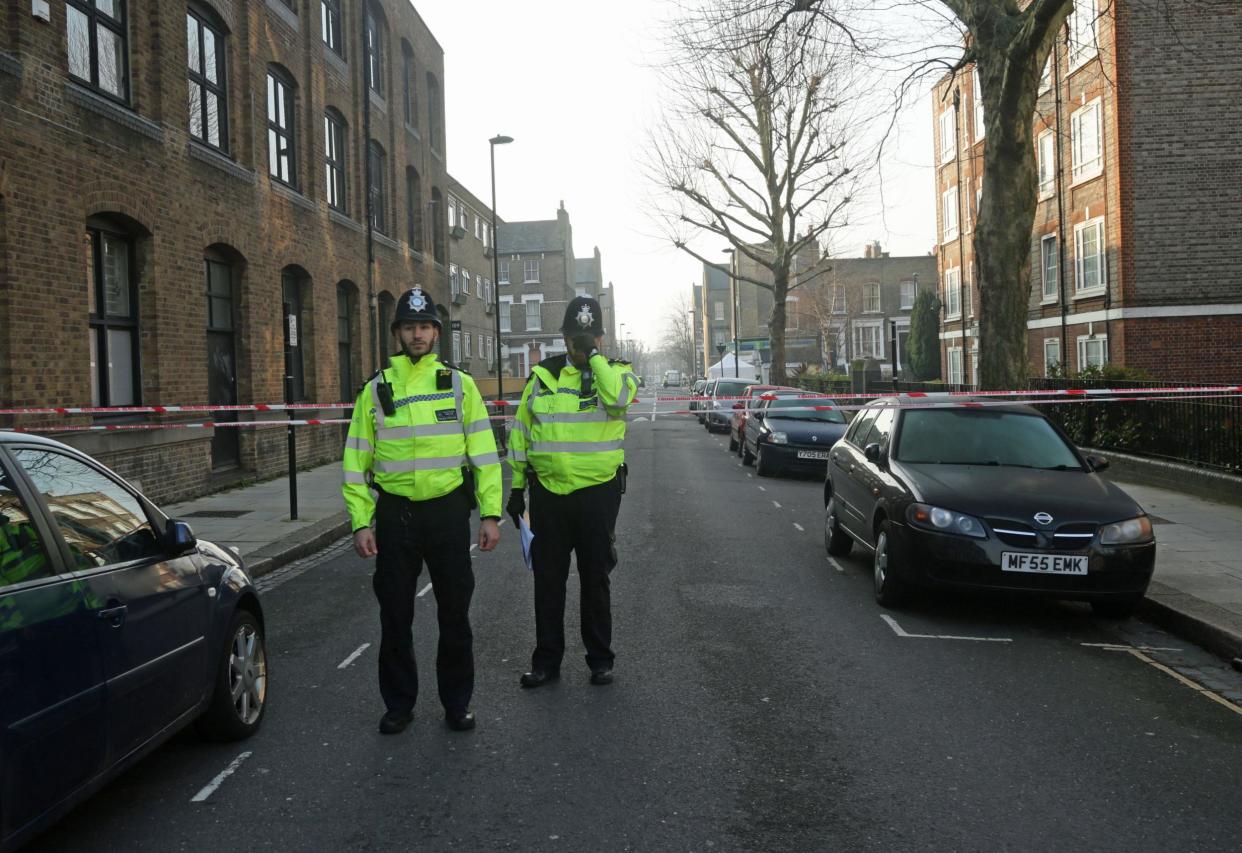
416, 0, 936, 350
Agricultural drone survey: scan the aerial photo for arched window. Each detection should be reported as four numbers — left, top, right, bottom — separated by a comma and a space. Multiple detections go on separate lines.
336, 281, 360, 402
368, 141, 387, 235
406, 167, 422, 253
401, 40, 417, 127
430, 186, 445, 263
86, 213, 147, 407
205, 244, 243, 469
281, 266, 312, 401
426, 72, 442, 151
324, 107, 347, 212
187, 2, 229, 152
365, 3, 387, 98
266, 65, 298, 187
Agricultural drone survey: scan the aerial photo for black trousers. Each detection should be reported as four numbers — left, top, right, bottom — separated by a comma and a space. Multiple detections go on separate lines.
529, 475, 622, 672
373, 487, 474, 715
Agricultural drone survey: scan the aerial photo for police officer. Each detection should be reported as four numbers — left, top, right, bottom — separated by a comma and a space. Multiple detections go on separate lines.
342, 287, 502, 734
505, 296, 639, 688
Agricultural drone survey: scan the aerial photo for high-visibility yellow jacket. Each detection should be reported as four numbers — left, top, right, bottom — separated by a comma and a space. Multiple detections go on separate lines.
509, 353, 638, 495
342, 353, 502, 531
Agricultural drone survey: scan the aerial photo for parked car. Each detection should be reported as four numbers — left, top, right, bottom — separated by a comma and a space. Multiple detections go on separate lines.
728, 385, 794, 453
742, 393, 849, 477
822, 400, 1156, 616
689, 379, 707, 417
703, 378, 760, 432
695, 379, 716, 424
0, 432, 267, 852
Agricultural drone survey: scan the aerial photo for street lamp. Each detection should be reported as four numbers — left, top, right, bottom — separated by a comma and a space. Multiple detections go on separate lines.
619, 322, 627, 360
722, 248, 739, 377
489, 134, 513, 404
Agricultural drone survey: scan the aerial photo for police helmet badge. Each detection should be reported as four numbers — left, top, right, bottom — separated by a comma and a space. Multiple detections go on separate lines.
408, 288, 428, 312
576, 305, 594, 330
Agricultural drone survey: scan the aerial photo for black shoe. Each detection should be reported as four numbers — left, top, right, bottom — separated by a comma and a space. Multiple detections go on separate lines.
520, 669, 560, 688
378, 710, 413, 734
589, 667, 614, 686
445, 710, 476, 732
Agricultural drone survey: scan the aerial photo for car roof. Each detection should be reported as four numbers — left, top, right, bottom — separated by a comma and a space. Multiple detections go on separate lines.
870, 398, 1045, 417
0, 431, 73, 450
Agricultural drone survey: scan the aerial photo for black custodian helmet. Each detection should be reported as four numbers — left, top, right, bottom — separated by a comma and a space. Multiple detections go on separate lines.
391, 287, 442, 330
560, 295, 605, 336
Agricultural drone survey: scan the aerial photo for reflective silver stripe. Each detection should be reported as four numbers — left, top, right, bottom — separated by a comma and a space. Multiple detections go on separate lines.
451, 369, 464, 423
378, 426, 416, 441
376, 422, 462, 440
465, 419, 492, 434
343, 470, 369, 484
509, 449, 528, 462
375, 455, 465, 473
530, 440, 625, 454
370, 378, 386, 429
345, 436, 373, 452
511, 419, 531, 437
534, 410, 609, 424
467, 451, 501, 467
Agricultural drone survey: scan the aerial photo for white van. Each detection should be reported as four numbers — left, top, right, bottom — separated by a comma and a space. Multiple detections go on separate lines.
662, 370, 683, 387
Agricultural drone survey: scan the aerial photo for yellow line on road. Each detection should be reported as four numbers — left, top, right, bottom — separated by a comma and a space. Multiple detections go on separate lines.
1127, 649, 1242, 716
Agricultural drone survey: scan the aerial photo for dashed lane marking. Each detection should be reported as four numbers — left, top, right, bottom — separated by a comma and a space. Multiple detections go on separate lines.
337, 643, 370, 669
772, 501, 782, 509
191, 751, 253, 803
417, 582, 433, 598
880, 614, 1012, 643
793, 523, 804, 532
758, 486, 766, 492
827, 557, 845, 573
1127, 649, 1242, 716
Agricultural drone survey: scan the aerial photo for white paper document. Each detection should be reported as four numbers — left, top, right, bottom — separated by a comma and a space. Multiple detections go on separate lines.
519, 513, 534, 571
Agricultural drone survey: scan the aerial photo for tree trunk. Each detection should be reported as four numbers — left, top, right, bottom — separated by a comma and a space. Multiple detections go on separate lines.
768, 270, 790, 385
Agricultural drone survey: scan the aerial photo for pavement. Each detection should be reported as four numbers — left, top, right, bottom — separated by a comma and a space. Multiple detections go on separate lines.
165, 441, 1242, 665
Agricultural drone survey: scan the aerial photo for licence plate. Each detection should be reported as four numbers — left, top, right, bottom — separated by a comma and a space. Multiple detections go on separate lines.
1001, 552, 1088, 575
797, 450, 830, 460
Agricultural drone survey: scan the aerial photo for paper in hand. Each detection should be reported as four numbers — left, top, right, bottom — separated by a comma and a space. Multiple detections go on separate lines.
519, 512, 534, 571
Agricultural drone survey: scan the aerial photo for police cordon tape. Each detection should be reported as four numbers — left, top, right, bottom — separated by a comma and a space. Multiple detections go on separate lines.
650, 383, 1242, 404
4, 390, 1239, 433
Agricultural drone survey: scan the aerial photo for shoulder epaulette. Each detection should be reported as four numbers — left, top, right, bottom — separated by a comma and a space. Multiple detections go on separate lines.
607, 357, 632, 366
440, 359, 470, 375
537, 354, 569, 375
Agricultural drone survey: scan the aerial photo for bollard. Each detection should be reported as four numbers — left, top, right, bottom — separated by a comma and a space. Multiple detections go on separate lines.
285, 375, 298, 520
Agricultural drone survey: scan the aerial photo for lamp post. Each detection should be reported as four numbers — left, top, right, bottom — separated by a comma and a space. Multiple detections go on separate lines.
722, 248, 739, 377
489, 134, 513, 401
619, 322, 627, 361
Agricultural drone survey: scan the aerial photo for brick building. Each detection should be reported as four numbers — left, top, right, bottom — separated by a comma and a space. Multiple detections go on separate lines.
931, 0, 1242, 386
697, 263, 734, 374
723, 241, 824, 372
445, 176, 501, 379
0, 0, 457, 503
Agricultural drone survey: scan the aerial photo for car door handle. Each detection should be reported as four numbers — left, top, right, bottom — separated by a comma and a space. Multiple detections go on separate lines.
97, 605, 128, 627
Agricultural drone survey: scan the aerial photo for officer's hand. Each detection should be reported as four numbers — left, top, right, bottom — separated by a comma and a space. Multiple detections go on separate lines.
478, 518, 500, 552
353, 528, 378, 559
572, 333, 597, 359
506, 489, 526, 528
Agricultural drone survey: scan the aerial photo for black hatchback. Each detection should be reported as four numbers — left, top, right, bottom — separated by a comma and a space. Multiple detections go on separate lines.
0, 433, 267, 852
822, 401, 1156, 617
742, 394, 849, 477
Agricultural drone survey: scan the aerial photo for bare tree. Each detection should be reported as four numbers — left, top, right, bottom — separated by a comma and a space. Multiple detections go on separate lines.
661, 294, 698, 379
651, 4, 862, 385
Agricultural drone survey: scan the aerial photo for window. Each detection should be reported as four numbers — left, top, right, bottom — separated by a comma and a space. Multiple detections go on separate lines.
523, 259, 540, 283
852, 323, 884, 359
1077, 335, 1108, 370
944, 267, 961, 319
464, 332, 471, 360
947, 348, 964, 385
498, 260, 510, 285
973, 72, 985, 141
1044, 338, 1061, 377
452, 331, 461, 362
447, 196, 458, 228
1074, 218, 1106, 296
430, 186, 445, 262
500, 298, 512, 332
476, 274, 484, 299
266, 69, 297, 187
365, 6, 384, 97
1037, 130, 1056, 198
1068, 0, 1099, 70
67, 0, 128, 102
324, 110, 347, 212
714, 301, 725, 322
321, 0, 343, 58
406, 167, 422, 251
900, 280, 916, 310
86, 225, 139, 406
459, 268, 469, 298
485, 279, 492, 305
864, 283, 881, 313
282, 269, 308, 401
0, 469, 54, 586
401, 42, 416, 126
15, 448, 161, 569
1040, 55, 1053, 93
525, 298, 542, 331
368, 141, 386, 234
487, 336, 494, 364
942, 185, 959, 243
1071, 99, 1103, 182
478, 333, 485, 359
939, 104, 956, 165
449, 264, 459, 296
427, 72, 442, 150
1041, 235, 1059, 302
483, 221, 491, 248
187, 8, 227, 151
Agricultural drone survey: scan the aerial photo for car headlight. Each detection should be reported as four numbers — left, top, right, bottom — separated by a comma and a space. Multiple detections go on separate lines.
766, 431, 788, 445
1099, 515, 1153, 545
907, 503, 987, 539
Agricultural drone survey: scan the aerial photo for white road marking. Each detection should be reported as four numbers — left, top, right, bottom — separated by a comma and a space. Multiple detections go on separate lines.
772, 501, 782, 509
417, 582, 433, 598
758, 486, 766, 492
793, 523, 804, 532
470, 543, 478, 552
880, 614, 1012, 643
827, 557, 845, 573
1081, 642, 1182, 652
191, 751, 253, 802
337, 643, 371, 669
746, 473, 752, 479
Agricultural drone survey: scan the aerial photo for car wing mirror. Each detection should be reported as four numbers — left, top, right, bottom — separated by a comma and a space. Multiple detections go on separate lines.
864, 443, 884, 464
732, 401, 745, 410
163, 519, 197, 556
1086, 454, 1109, 472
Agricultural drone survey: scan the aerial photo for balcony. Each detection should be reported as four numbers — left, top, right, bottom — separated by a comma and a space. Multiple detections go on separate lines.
452, 291, 467, 305
450, 224, 467, 240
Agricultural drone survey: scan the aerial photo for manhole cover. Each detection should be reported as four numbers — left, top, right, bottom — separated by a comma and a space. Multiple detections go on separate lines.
182, 509, 252, 518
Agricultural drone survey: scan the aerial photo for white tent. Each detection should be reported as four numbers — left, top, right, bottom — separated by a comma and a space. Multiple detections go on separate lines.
707, 353, 758, 379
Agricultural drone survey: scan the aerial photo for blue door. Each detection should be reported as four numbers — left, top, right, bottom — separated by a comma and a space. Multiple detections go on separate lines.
0, 457, 106, 841
12, 448, 211, 767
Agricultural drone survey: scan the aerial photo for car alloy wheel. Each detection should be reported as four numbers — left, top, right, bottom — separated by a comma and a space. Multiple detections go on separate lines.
230, 620, 267, 725
824, 496, 852, 557
873, 522, 909, 607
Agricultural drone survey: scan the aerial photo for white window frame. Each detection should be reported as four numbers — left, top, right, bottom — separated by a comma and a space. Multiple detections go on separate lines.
947, 347, 964, 385
1071, 98, 1103, 183
1043, 338, 1061, 377
499, 295, 513, 332
523, 259, 540, 283
486, 335, 494, 364
452, 330, 461, 362
852, 321, 884, 360
944, 266, 962, 320
523, 295, 543, 331
463, 331, 471, 360
476, 274, 483, 298
1037, 130, 1056, 199
1077, 335, 1108, 370
1039, 55, 1053, 94
447, 196, 458, 228
864, 283, 881, 313
449, 263, 459, 295
459, 268, 469, 299
900, 280, 916, 310
1041, 234, 1059, 303
714, 301, 725, 322
1068, 0, 1099, 72
498, 260, 509, 285
973, 72, 985, 142
941, 185, 959, 243
1074, 217, 1106, 298
939, 105, 956, 165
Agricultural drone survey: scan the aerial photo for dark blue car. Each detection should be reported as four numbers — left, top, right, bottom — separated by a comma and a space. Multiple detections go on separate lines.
741, 394, 850, 477
0, 433, 267, 851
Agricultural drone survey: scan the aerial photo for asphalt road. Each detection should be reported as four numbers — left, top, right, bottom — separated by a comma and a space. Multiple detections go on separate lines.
38, 402, 1242, 852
